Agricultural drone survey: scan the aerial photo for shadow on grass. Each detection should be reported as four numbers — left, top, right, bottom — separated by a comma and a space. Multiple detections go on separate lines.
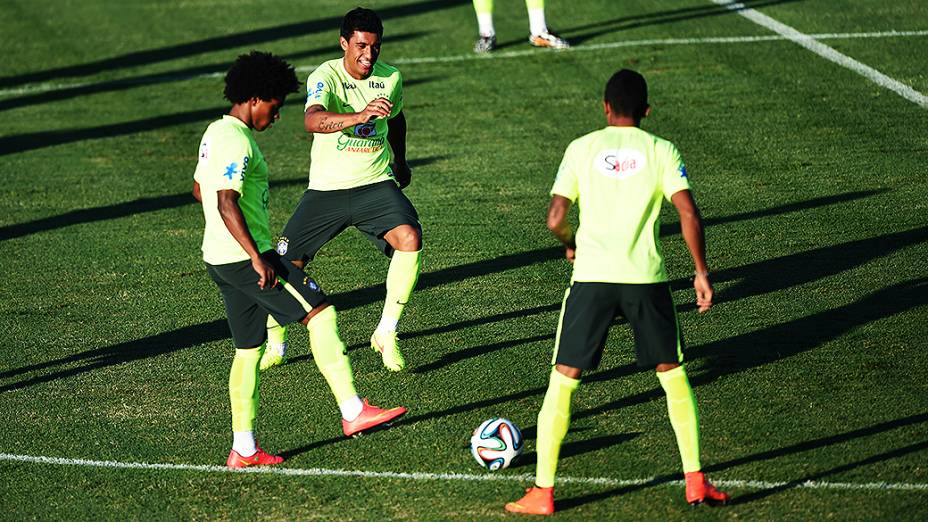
511, 432, 642, 470
3, 224, 923, 394
730, 439, 928, 505
0, 32, 430, 114
0, 155, 447, 242
556, 414, 928, 510
491, 0, 804, 51
0, 0, 468, 89
0, 77, 437, 158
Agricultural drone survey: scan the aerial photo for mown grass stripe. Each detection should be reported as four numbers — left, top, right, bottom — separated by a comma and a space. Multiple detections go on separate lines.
0, 30, 925, 98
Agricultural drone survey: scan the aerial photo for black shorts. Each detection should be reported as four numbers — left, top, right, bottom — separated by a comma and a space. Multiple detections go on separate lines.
206, 250, 327, 348
552, 282, 683, 370
277, 180, 420, 262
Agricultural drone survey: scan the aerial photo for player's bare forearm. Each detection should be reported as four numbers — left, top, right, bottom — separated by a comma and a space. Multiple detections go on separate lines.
671, 190, 709, 273
217, 191, 262, 260
192, 181, 202, 202
217, 190, 275, 288
672, 189, 713, 312
304, 106, 359, 133
547, 195, 576, 261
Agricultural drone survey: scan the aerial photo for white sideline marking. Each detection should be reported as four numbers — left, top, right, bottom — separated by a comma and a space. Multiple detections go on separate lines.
2, 452, 927, 492
712, 1, 928, 108
0, 30, 925, 98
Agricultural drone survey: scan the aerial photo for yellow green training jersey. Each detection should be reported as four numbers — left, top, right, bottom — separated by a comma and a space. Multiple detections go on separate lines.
193, 115, 272, 265
551, 126, 692, 284
304, 58, 404, 190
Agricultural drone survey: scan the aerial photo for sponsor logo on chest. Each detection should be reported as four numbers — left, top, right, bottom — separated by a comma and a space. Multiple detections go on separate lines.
595, 149, 646, 180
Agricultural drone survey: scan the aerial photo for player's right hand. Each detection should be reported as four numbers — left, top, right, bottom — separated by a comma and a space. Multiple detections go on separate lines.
694, 273, 713, 312
252, 257, 276, 290
357, 97, 392, 123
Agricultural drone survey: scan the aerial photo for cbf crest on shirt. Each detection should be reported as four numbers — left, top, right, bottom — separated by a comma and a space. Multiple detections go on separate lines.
304, 58, 404, 191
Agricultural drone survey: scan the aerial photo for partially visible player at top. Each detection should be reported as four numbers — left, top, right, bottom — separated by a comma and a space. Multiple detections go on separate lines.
472, 0, 569, 53
192, 51, 406, 468
265, 7, 421, 373
505, 69, 729, 515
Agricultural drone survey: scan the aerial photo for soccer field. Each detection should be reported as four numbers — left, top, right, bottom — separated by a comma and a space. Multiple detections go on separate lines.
1, 0, 927, 519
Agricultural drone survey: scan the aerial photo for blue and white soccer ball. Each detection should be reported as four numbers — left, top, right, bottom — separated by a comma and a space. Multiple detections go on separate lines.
470, 417, 523, 471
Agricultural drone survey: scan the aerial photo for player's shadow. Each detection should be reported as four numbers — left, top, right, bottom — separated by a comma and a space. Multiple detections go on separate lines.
0, 155, 447, 242
0, 77, 439, 158
398, 220, 921, 375
2, 225, 923, 397
387, 276, 928, 447
729, 439, 928, 505
0, 0, 470, 89
510, 432, 642, 469
0, 31, 431, 114
559, 416, 928, 510
490, 0, 804, 51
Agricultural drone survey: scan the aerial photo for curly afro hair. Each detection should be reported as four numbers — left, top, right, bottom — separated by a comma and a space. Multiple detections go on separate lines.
223, 51, 300, 104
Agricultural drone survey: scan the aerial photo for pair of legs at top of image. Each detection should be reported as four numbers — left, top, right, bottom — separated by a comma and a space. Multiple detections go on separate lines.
473, 0, 570, 53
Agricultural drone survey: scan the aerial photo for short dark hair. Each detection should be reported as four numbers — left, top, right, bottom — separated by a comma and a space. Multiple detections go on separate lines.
341, 7, 383, 41
604, 69, 649, 121
223, 51, 300, 104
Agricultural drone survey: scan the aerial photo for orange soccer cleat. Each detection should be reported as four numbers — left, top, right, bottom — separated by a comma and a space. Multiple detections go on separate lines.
342, 398, 407, 437
505, 486, 555, 516
685, 471, 730, 506
226, 446, 284, 468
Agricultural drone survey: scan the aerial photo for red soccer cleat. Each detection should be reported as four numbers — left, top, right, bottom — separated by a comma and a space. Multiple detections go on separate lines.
685, 471, 730, 506
342, 398, 407, 437
226, 446, 284, 468
505, 486, 555, 516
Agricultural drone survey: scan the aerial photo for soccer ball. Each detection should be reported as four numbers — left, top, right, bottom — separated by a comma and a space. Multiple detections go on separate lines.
470, 417, 523, 471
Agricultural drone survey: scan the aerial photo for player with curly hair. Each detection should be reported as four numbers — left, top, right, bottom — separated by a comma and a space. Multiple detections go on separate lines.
192, 51, 406, 468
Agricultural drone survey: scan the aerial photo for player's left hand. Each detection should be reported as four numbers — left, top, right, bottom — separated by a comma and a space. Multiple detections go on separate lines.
393, 161, 412, 189
694, 272, 713, 313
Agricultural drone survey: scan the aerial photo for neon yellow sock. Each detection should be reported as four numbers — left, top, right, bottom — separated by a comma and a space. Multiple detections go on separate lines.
526, 0, 545, 9
380, 250, 421, 329
229, 346, 262, 432
473, 0, 493, 15
266, 315, 288, 347
535, 368, 580, 488
657, 365, 702, 473
307, 307, 357, 404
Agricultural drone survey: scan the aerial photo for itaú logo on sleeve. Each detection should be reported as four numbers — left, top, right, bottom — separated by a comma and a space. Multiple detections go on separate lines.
595, 149, 646, 180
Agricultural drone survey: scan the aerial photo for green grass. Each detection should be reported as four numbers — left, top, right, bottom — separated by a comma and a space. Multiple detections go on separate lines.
1, 0, 927, 519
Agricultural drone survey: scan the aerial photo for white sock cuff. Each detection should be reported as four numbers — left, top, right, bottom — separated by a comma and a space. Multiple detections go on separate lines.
339, 396, 364, 422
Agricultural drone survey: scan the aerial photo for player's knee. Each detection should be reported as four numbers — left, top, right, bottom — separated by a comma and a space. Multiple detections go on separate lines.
290, 258, 306, 270
655, 362, 680, 373
388, 225, 422, 251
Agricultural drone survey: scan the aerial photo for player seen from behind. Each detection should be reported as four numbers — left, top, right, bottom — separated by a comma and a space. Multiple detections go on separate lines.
505, 69, 729, 515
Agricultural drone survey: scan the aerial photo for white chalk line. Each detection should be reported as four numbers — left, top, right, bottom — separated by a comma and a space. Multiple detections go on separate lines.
712, 1, 928, 107
1, 452, 927, 493
0, 29, 925, 98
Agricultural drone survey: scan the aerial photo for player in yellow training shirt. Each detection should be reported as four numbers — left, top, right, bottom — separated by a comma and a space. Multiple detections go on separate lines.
505, 69, 730, 515
269, 8, 421, 374
193, 52, 405, 468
